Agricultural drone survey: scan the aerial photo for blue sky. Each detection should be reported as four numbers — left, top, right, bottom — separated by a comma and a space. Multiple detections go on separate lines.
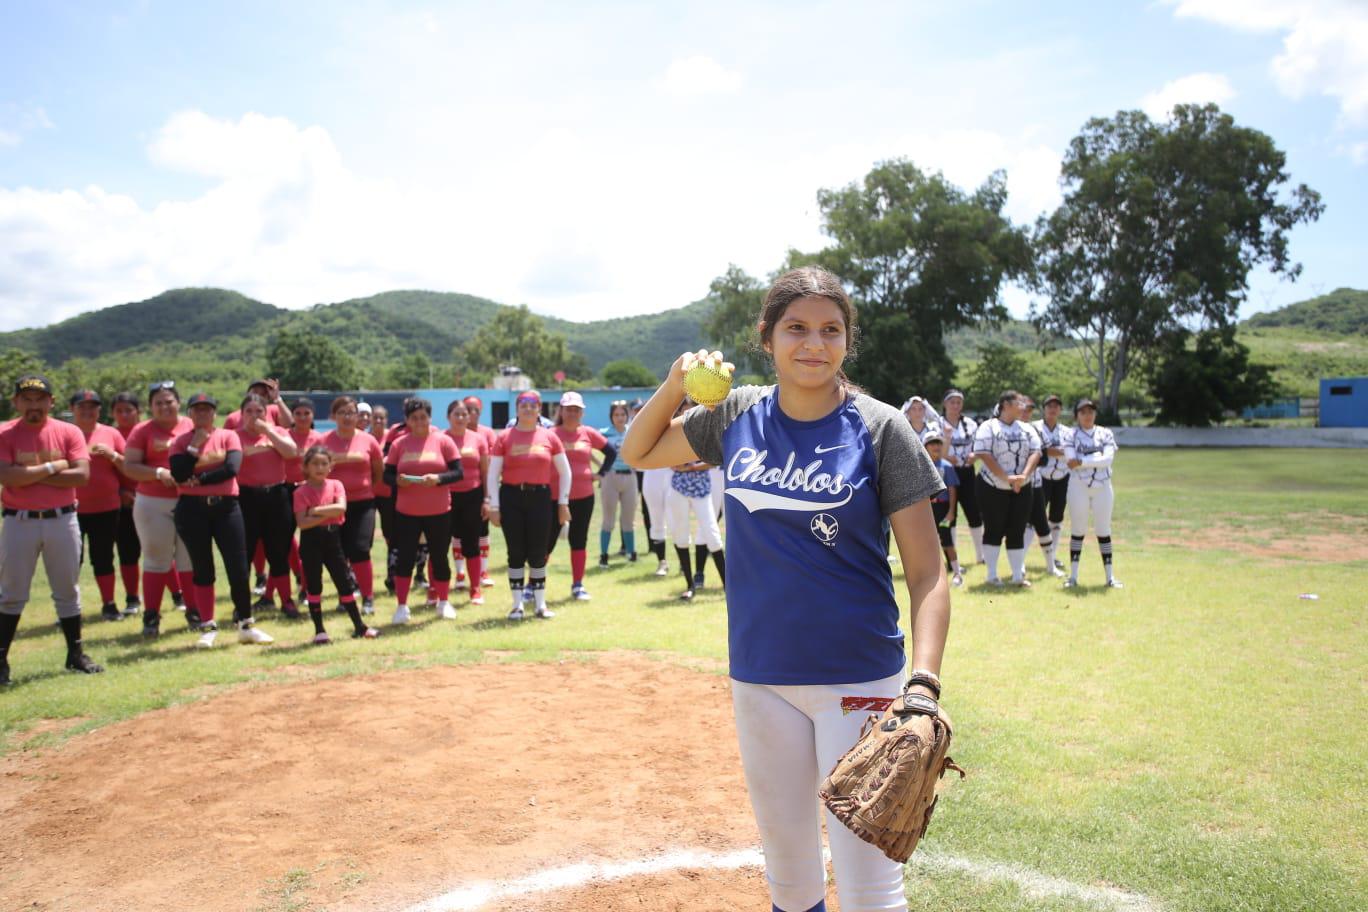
1, 0, 1365, 329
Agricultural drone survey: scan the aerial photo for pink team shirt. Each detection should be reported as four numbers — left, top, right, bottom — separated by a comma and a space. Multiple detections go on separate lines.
223, 403, 285, 430
322, 430, 383, 501
385, 431, 460, 516
0, 419, 90, 511
284, 428, 323, 484
445, 428, 488, 494
75, 423, 126, 513
293, 478, 347, 528
124, 417, 194, 499
552, 425, 607, 501
236, 427, 287, 487
492, 426, 564, 487
169, 427, 242, 498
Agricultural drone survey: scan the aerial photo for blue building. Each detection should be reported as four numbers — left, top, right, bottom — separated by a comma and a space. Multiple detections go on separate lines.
293, 387, 657, 433
1319, 377, 1368, 428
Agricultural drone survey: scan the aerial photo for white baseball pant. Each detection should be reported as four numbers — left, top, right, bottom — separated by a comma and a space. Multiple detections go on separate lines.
1067, 477, 1113, 538
641, 468, 672, 543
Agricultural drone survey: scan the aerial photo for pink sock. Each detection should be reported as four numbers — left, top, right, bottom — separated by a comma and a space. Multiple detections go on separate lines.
395, 576, 412, 605
120, 564, 140, 600
352, 560, 374, 600
432, 580, 450, 601
466, 556, 483, 591
193, 584, 215, 622
570, 549, 587, 586
167, 564, 182, 597
269, 574, 291, 605
178, 571, 198, 612
143, 570, 168, 614
96, 573, 116, 605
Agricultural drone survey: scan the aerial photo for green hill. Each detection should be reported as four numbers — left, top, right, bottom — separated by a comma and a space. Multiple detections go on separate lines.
1243, 287, 1368, 336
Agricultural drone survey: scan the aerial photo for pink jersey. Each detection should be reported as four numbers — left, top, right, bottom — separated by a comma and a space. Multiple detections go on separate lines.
322, 430, 382, 501
169, 427, 241, 498
236, 427, 288, 487
284, 427, 323, 485
0, 419, 90, 511
223, 402, 285, 430
492, 426, 563, 487
293, 478, 346, 527
75, 423, 126, 513
444, 428, 488, 494
552, 425, 607, 501
124, 417, 194, 499
385, 431, 460, 516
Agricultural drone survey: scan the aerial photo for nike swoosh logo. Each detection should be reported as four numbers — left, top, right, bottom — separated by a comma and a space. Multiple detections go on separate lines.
813, 444, 848, 454
726, 487, 854, 513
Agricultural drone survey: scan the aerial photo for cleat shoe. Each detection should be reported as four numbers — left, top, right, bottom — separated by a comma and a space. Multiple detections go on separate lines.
1063, 578, 1078, 589
628, 552, 637, 563
184, 606, 202, 630
353, 626, 381, 639
571, 584, 591, 601
437, 601, 457, 620
170, 590, 185, 610
101, 602, 122, 622
470, 589, 485, 606
391, 604, 411, 625
1106, 579, 1124, 589
480, 572, 493, 587
507, 606, 525, 621
454, 573, 468, 590
0, 659, 9, 686
361, 597, 375, 615
279, 600, 302, 620
1048, 564, 1066, 578
692, 572, 705, 590
142, 613, 161, 638
1011, 577, 1032, 588
65, 652, 104, 674
252, 595, 274, 614
679, 589, 695, 601
654, 561, 669, 577
534, 605, 555, 619
123, 595, 141, 617
1054, 559, 1067, 572
311, 631, 332, 646
253, 575, 267, 596
598, 554, 610, 569
237, 624, 274, 645
298, 586, 308, 606
951, 572, 964, 588
195, 622, 218, 649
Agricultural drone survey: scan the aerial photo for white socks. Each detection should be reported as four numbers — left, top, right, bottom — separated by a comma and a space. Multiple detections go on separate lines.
983, 544, 1002, 581
1007, 548, 1026, 581
970, 526, 985, 562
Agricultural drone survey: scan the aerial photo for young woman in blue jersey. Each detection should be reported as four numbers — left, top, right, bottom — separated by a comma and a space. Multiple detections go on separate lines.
622, 266, 949, 912
972, 390, 1042, 587
940, 389, 985, 565
1064, 399, 1121, 588
598, 400, 638, 567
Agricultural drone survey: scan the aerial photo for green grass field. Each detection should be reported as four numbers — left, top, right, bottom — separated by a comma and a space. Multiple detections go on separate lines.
2, 449, 1365, 912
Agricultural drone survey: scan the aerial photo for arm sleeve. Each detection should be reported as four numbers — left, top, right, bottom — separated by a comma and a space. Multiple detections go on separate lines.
195, 450, 242, 485
553, 453, 572, 505
597, 440, 618, 475
169, 452, 197, 482
852, 395, 945, 515
435, 458, 464, 486
486, 455, 504, 508
681, 385, 768, 466
1087, 434, 1117, 468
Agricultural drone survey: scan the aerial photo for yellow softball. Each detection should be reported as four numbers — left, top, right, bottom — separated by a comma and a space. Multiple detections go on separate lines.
683, 357, 734, 407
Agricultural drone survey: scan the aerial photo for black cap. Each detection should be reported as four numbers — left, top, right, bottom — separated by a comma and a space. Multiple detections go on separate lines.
1043, 394, 1063, 407
1074, 398, 1097, 414
69, 389, 102, 406
14, 374, 53, 396
293, 396, 315, 412
187, 392, 219, 409
247, 379, 271, 391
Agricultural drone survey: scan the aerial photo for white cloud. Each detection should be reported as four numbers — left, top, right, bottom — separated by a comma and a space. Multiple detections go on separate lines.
1168, 0, 1368, 126
0, 130, 19, 148
659, 55, 743, 98
1141, 72, 1237, 120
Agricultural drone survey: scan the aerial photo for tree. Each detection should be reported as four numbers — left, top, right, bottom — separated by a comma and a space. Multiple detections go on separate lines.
0, 349, 49, 420
384, 353, 433, 389
51, 358, 155, 421
964, 343, 1040, 411
265, 327, 361, 391
702, 265, 769, 375
600, 358, 659, 388
460, 305, 585, 388
793, 159, 1033, 404
1144, 327, 1279, 427
1032, 104, 1323, 421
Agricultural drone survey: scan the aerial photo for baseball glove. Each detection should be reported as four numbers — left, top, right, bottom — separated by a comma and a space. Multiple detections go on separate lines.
818, 688, 964, 863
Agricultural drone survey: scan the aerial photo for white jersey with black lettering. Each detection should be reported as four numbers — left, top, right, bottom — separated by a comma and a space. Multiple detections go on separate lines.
1032, 419, 1073, 482
1065, 424, 1117, 487
972, 417, 1041, 490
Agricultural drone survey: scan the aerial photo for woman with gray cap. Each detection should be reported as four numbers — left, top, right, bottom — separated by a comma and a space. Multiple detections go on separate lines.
940, 389, 985, 565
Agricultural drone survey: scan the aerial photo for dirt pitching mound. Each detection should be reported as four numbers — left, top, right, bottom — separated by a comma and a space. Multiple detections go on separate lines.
0, 655, 845, 911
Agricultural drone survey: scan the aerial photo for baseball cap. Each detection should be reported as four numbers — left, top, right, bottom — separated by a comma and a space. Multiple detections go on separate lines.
559, 391, 585, 408
942, 389, 965, 403
923, 432, 945, 445
14, 374, 53, 396
247, 378, 272, 391
69, 389, 102, 406
293, 396, 315, 412
357, 402, 372, 414
1043, 394, 1063, 407
186, 392, 218, 409
1074, 398, 1097, 414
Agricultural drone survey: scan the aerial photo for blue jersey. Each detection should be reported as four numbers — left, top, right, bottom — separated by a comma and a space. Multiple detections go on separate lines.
599, 425, 633, 471
684, 386, 944, 685
931, 459, 958, 503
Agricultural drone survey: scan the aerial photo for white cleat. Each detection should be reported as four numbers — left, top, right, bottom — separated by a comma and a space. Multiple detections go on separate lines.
437, 601, 457, 620
507, 606, 525, 621
1063, 578, 1078, 589
1048, 564, 1066, 578
535, 606, 555, 619
951, 572, 964, 588
654, 561, 669, 577
571, 585, 591, 601
195, 627, 217, 649
237, 624, 274, 645
1010, 577, 1032, 588
391, 604, 411, 625
361, 597, 375, 616
1106, 579, 1124, 589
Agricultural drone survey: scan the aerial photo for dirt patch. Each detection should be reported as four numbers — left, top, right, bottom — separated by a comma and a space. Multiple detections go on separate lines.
6, 716, 92, 749
1147, 524, 1368, 563
0, 655, 845, 912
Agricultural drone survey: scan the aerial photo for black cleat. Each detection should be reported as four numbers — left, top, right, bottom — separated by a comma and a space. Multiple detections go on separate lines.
0, 659, 10, 686
692, 572, 706, 590
184, 606, 202, 629
65, 653, 104, 674
101, 602, 122, 622
123, 595, 141, 617
280, 600, 302, 620
142, 613, 161, 638
170, 590, 185, 610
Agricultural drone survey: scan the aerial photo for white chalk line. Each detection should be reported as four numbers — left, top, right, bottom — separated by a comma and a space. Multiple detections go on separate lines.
401, 846, 1162, 912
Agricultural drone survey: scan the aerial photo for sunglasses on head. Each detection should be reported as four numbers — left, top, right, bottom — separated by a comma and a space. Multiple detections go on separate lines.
149, 380, 175, 394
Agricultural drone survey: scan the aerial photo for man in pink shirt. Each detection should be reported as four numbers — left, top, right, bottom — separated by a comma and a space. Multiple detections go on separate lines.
0, 375, 102, 685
